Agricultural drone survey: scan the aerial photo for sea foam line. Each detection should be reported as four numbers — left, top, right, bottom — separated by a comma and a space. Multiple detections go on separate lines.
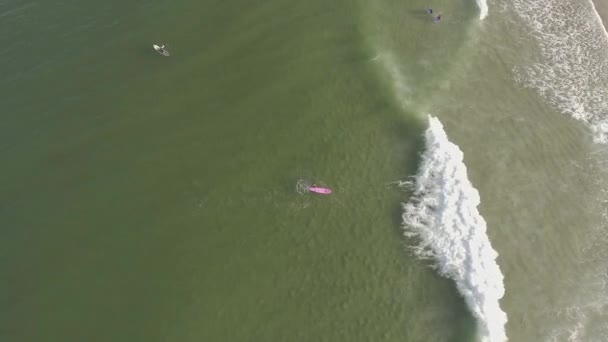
589, 0, 608, 41
402, 116, 507, 342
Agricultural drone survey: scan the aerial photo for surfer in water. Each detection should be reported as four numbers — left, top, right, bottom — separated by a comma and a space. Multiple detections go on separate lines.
154, 44, 170, 56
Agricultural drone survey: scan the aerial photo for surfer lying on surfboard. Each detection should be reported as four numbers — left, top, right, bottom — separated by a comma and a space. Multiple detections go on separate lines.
153, 44, 170, 56
308, 183, 332, 195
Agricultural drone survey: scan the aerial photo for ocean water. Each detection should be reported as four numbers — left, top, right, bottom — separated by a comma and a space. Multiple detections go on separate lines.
2, 0, 608, 341
387, 0, 608, 340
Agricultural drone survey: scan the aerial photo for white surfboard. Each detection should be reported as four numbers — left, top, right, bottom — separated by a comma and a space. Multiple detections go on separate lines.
153, 44, 170, 56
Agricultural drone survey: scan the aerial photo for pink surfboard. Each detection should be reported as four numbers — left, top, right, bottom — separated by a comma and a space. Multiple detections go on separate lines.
308, 186, 332, 194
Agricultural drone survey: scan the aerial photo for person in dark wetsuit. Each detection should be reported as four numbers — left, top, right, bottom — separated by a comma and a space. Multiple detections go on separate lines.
427, 8, 433, 14
434, 14, 442, 22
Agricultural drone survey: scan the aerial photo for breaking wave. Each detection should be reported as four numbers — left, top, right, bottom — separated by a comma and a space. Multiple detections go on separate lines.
402, 116, 508, 342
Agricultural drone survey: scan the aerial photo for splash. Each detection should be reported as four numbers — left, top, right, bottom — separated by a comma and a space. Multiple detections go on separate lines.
477, 0, 489, 20
295, 179, 312, 194
402, 116, 508, 342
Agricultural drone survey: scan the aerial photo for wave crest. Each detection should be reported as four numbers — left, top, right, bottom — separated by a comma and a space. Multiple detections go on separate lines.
402, 116, 508, 342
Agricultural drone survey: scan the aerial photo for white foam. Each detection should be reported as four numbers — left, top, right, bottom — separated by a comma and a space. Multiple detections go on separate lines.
477, 0, 489, 20
510, 0, 608, 143
402, 116, 508, 342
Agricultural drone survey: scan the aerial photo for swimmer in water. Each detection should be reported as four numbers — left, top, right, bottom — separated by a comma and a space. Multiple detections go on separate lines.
434, 14, 442, 23
427, 8, 433, 14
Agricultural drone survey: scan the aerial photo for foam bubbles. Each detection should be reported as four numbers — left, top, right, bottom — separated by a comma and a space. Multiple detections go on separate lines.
510, 0, 608, 143
402, 116, 508, 342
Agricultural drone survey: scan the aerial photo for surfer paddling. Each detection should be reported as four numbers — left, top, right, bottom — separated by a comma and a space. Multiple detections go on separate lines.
153, 44, 170, 56
426, 8, 442, 22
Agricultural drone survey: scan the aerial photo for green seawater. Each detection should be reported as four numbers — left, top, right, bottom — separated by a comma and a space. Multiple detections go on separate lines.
1, 0, 477, 341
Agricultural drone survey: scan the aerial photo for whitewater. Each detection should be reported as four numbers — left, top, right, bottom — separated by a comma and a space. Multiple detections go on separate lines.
477, 0, 488, 20
510, 0, 608, 143
402, 116, 507, 342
